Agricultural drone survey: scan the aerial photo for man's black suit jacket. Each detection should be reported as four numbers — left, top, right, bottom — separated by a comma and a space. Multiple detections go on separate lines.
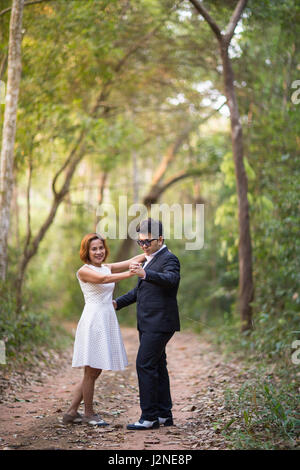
115, 246, 180, 333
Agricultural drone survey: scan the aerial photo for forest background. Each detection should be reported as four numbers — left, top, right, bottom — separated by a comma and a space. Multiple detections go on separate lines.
0, 0, 299, 449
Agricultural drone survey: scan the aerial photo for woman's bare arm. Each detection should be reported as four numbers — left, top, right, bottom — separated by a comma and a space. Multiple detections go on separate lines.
106, 253, 146, 273
78, 266, 135, 284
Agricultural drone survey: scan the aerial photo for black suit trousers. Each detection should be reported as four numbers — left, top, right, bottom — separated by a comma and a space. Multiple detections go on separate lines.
136, 330, 174, 421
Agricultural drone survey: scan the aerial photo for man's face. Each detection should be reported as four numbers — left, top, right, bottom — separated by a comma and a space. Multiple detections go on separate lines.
138, 233, 163, 256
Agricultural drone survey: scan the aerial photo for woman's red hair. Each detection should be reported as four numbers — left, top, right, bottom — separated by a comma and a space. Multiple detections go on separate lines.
79, 233, 109, 264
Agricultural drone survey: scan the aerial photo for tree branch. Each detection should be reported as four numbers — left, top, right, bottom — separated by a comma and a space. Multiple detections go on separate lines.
147, 100, 226, 190
150, 121, 195, 189
224, 0, 248, 44
0, 53, 8, 80
0, 0, 50, 18
188, 0, 222, 41
51, 128, 86, 197
113, 0, 184, 74
189, 0, 248, 47
143, 164, 215, 206
24, 155, 32, 254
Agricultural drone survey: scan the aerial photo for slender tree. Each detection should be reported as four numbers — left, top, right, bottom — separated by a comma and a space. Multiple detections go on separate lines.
189, 0, 254, 331
0, 0, 25, 281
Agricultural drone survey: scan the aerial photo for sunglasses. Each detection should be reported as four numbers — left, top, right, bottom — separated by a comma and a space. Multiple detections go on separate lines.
137, 239, 157, 247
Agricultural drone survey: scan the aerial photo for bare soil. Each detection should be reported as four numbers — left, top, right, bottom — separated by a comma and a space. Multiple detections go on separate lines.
0, 326, 247, 450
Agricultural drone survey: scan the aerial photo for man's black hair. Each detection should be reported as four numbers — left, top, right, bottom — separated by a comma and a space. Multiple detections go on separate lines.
136, 218, 163, 239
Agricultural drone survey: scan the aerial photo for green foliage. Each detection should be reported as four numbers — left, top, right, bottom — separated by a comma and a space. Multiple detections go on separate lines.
223, 371, 299, 449
0, 283, 67, 366
0, 3, 299, 451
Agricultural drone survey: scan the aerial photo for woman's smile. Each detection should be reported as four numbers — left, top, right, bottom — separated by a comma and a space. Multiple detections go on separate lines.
89, 239, 106, 265
93, 253, 104, 261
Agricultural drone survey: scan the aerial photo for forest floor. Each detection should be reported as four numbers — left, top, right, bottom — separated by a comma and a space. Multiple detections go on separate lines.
0, 326, 251, 451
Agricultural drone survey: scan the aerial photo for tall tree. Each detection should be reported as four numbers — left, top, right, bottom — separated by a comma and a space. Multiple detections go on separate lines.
189, 0, 253, 331
0, 0, 25, 281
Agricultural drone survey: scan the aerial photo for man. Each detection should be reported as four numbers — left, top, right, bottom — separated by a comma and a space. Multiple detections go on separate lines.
113, 218, 180, 430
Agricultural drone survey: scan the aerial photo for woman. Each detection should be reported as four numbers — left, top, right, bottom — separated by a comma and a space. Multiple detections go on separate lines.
63, 233, 145, 426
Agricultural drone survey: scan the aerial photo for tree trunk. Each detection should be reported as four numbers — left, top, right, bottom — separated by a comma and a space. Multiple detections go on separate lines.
220, 43, 254, 331
0, 0, 24, 281
94, 171, 108, 230
189, 0, 253, 331
0, 53, 8, 80
15, 136, 86, 312
12, 172, 20, 247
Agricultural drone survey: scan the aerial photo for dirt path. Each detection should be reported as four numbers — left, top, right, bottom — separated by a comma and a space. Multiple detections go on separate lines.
0, 327, 247, 450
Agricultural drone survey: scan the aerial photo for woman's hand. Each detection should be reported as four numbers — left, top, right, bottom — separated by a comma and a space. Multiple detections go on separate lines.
122, 270, 135, 279
129, 262, 146, 278
106, 253, 145, 274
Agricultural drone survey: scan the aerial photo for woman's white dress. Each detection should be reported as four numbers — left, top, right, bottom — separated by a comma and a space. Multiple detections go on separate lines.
72, 264, 128, 370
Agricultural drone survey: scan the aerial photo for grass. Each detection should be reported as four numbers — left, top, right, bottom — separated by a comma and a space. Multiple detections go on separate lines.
201, 315, 300, 450
222, 371, 299, 449
0, 283, 72, 369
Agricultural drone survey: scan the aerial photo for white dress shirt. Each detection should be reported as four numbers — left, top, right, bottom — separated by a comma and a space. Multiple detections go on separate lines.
142, 244, 166, 279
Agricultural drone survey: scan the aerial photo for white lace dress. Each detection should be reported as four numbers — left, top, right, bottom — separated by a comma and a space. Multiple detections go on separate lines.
72, 264, 128, 370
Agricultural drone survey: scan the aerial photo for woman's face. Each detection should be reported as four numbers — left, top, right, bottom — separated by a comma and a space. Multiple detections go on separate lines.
88, 238, 106, 266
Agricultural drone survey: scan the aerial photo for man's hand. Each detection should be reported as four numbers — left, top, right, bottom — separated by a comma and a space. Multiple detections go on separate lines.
129, 262, 146, 278
112, 300, 117, 309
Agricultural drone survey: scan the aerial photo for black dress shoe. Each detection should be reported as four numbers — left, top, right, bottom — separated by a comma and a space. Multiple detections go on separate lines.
158, 416, 174, 426
127, 419, 160, 430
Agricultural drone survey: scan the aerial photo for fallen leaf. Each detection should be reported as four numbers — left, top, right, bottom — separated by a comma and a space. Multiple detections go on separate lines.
181, 405, 196, 412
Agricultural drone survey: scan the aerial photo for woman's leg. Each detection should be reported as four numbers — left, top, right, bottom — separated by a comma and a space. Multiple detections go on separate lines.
66, 378, 84, 416
66, 366, 102, 417
82, 366, 102, 417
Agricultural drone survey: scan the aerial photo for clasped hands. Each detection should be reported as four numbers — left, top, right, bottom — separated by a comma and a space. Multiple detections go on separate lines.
129, 262, 145, 278
112, 262, 145, 310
